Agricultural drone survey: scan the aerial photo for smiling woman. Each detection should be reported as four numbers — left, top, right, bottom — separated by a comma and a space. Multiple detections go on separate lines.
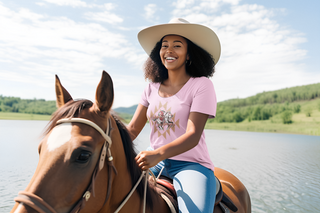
126, 18, 251, 213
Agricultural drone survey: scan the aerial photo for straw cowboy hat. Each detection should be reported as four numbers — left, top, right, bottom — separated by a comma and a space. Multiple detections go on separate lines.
138, 18, 221, 64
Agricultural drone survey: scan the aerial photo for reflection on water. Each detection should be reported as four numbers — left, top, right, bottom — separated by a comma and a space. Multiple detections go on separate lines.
1, 120, 320, 212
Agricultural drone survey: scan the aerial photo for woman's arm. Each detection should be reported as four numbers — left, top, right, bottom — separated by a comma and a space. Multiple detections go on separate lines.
126, 104, 148, 141
135, 111, 208, 170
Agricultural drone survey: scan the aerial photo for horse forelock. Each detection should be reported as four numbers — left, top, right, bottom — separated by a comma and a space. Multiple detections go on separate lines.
44, 99, 93, 135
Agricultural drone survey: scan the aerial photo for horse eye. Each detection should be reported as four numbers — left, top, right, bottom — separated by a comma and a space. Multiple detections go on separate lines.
76, 152, 91, 163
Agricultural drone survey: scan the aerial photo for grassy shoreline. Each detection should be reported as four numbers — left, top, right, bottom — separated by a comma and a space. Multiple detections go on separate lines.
205, 119, 320, 136
206, 109, 320, 136
1, 111, 319, 136
0, 112, 51, 120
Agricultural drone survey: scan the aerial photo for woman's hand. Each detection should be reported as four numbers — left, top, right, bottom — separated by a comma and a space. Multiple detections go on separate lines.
135, 150, 161, 171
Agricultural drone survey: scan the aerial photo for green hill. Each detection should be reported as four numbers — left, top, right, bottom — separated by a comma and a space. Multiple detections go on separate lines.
205, 83, 320, 135
212, 83, 320, 123
114, 105, 137, 115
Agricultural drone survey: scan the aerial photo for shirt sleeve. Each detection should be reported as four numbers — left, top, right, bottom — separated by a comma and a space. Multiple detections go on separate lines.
139, 83, 150, 108
190, 78, 217, 118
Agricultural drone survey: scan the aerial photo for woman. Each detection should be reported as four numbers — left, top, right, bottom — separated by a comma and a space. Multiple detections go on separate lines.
127, 18, 221, 213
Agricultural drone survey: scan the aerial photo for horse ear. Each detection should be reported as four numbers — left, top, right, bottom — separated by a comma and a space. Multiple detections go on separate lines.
95, 71, 114, 113
55, 75, 73, 108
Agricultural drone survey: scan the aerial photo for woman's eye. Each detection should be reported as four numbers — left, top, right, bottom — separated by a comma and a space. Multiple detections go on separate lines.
76, 152, 91, 163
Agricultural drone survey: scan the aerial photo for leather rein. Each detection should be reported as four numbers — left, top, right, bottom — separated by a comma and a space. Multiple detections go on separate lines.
14, 117, 117, 213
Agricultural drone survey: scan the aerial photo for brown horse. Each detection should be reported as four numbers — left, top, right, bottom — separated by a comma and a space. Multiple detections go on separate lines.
11, 71, 251, 213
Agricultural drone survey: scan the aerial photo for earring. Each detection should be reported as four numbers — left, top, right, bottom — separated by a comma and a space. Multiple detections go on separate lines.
186, 60, 192, 66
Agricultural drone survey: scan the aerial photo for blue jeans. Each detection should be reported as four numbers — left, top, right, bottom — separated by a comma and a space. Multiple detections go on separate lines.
149, 158, 216, 213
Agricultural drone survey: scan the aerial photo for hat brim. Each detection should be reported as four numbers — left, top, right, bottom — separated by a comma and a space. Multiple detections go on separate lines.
138, 23, 221, 64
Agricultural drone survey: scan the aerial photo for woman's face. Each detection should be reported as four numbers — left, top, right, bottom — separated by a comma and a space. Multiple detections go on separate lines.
159, 35, 189, 72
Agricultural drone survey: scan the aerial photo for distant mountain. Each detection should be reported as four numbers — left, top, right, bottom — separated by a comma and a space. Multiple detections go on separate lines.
113, 105, 138, 115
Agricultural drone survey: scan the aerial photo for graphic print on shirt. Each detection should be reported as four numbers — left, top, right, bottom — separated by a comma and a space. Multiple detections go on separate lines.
153, 110, 174, 130
149, 101, 180, 139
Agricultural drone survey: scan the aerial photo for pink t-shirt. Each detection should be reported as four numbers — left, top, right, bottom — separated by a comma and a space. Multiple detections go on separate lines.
140, 77, 217, 171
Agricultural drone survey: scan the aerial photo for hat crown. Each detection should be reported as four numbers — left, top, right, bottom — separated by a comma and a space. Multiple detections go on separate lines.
169, 18, 190, 24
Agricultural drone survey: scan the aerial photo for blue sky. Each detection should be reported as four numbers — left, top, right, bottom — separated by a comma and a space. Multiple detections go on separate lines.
0, 0, 319, 108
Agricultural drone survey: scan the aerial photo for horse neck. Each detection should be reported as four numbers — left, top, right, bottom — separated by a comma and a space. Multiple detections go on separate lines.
101, 118, 169, 213
108, 152, 168, 213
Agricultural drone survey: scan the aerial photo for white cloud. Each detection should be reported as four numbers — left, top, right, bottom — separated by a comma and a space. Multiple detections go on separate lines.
144, 4, 157, 20
173, 0, 195, 9
41, 0, 117, 10
42, 0, 88, 7
84, 11, 123, 24
0, 3, 140, 103
83, 3, 123, 24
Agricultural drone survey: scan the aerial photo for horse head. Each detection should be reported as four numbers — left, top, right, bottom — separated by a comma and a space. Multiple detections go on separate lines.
10, 71, 131, 213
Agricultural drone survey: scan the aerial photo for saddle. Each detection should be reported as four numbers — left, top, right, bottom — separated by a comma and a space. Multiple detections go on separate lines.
155, 175, 238, 213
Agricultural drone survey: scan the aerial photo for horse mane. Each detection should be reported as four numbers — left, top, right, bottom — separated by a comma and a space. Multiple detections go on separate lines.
44, 99, 154, 209
111, 113, 154, 210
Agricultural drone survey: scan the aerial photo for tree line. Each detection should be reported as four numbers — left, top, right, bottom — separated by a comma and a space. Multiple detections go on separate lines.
1, 82, 320, 124
218, 83, 320, 107
0, 96, 56, 115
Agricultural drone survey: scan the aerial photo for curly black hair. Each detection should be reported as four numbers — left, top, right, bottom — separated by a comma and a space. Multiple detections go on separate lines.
144, 36, 216, 82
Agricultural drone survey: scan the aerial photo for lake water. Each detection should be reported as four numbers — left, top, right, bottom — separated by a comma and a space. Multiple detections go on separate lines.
1, 120, 320, 212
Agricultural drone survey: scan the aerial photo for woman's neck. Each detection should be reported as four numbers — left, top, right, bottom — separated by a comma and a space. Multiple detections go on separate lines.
158, 70, 190, 98
163, 70, 190, 87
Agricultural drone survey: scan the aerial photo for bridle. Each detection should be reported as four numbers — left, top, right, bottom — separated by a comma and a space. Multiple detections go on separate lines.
14, 117, 117, 213
14, 117, 151, 213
